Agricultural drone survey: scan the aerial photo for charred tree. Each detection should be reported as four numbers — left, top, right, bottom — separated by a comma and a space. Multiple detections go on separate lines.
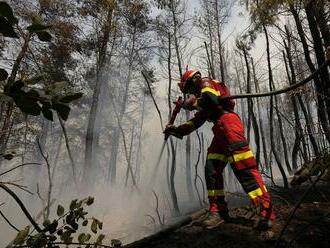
83, 6, 114, 183
251, 58, 268, 170
289, 4, 330, 143
263, 25, 288, 188
241, 47, 260, 166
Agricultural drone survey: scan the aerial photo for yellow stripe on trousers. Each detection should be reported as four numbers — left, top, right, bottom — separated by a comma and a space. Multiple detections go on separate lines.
248, 187, 264, 199
208, 189, 225, 197
228, 150, 254, 163
207, 153, 228, 162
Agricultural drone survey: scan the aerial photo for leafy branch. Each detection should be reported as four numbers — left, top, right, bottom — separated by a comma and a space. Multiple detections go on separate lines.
0, 1, 83, 121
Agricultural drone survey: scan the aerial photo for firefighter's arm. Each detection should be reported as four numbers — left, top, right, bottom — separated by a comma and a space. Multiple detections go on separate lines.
194, 86, 220, 109
164, 111, 208, 138
182, 87, 220, 111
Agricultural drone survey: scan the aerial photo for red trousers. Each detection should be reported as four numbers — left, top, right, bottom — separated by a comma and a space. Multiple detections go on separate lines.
205, 112, 275, 221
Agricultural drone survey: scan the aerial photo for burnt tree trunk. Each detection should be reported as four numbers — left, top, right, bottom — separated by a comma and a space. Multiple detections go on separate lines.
290, 4, 330, 143
306, 2, 330, 131
84, 8, 114, 183
283, 49, 307, 170
215, 0, 225, 82
242, 48, 260, 166
170, 0, 194, 202
264, 25, 288, 188
251, 58, 268, 170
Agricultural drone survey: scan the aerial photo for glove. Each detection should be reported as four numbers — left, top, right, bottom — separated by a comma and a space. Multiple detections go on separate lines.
182, 95, 197, 110
163, 125, 183, 139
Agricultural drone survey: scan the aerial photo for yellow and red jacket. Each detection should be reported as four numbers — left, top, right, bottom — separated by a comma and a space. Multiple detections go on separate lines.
177, 79, 235, 136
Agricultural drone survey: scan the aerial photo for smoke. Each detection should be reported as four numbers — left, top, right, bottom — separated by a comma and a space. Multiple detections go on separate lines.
0, 64, 287, 247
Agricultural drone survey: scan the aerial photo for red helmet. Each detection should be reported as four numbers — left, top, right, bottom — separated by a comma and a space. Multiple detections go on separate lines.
178, 70, 201, 93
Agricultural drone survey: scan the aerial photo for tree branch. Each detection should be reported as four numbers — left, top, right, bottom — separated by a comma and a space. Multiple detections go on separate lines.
0, 209, 20, 232
37, 138, 52, 219
0, 163, 41, 177
141, 71, 164, 131
0, 183, 42, 232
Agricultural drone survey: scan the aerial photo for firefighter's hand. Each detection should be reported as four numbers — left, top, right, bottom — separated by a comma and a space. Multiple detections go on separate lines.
182, 95, 197, 110
163, 125, 183, 139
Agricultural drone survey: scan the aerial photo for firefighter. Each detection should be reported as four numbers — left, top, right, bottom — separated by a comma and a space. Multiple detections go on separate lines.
164, 70, 275, 230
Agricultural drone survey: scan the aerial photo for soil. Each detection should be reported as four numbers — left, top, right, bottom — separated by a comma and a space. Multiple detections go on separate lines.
124, 184, 330, 248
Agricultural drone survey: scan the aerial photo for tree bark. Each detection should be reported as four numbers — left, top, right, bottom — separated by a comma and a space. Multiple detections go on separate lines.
215, 0, 225, 82
263, 25, 288, 188
272, 81, 292, 174
251, 58, 268, 170
306, 2, 330, 129
242, 48, 260, 166
289, 4, 330, 143
283, 49, 307, 170
170, 0, 194, 202
83, 7, 113, 183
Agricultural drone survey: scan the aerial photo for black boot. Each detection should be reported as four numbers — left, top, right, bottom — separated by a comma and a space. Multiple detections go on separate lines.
253, 217, 273, 231
201, 212, 225, 229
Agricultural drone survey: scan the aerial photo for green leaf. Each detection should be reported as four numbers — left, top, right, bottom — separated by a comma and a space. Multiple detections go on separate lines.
27, 24, 51, 33
36, 31, 52, 42
70, 199, 78, 210
86, 196, 94, 206
0, 68, 8, 81
78, 233, 87, 243
76, 200, 83, 209
111, 239, 122, 247
59, 93, 83, 103
91, 219, 97, 234
6, 80, 24, 95
27, 89, 40, 98
96, 234, 105, 244
42, 105, 53, 121
13, 226, 30, 245
53, 103, 70, 121
0, 16, 18, 38
47, 220, 58, 234
13, 80, 24, 88
85, 233, 91, 241
60, 230, 73, 244
42, 219, 51, 227
26, 233, 47, 247
70, 222, 79, 231
15, 97, 42, 116
96, 219, 103, 230
82, 220, 88, 226
65, 212, 75, 226
3, 153, 14, 160
75, 207, 85, 220
0, 2, 18, 24
57, 204, 65, 217
49, 235, 57, 242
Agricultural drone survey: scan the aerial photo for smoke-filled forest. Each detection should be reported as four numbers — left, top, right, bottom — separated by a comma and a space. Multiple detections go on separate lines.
1, 0, 330, 247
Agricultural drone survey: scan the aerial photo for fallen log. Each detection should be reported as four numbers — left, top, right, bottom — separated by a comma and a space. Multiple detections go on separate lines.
291, 151, 330, 186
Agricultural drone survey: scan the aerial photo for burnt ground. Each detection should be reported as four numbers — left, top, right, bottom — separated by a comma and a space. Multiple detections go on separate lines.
124, 183, 330, 248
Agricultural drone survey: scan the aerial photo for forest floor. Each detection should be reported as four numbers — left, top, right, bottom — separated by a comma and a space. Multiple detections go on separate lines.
124, 183, 330, 248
